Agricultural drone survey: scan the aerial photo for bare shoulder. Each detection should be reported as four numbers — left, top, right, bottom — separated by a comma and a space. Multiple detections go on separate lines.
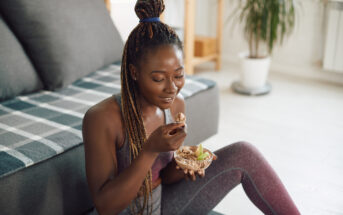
82, 95, 124, 197
82, 95, 123, 146
170, 93, 185, 119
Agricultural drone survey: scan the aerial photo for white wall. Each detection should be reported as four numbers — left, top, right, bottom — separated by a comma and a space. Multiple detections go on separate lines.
216, 0, 343, 84
164, 0, 343, 84
110, 0, 137, 42
110, 0, 212, 42
110, 0, 343, 84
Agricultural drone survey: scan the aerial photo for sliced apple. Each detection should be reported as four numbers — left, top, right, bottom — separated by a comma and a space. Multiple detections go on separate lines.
195, 144, 203, 157
197, 152, 210, 160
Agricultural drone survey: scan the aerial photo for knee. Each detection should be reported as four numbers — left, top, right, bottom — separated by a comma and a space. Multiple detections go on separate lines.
215, 141, 261, 160
232, 141, 254, 149
216, 141, 253, 156
231, 141, 259, 154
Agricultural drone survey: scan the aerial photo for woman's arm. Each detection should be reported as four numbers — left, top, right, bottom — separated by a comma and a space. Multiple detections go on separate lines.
161, 94, 210, 184
161, 154, 216, 184
160, 94, 187, 184
160, 158, 186, 184
83, 104, 159, 215
83, 99, 186, 215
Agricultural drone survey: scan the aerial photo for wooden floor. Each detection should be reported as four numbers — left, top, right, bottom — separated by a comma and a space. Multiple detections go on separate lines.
195, 62, 343, 215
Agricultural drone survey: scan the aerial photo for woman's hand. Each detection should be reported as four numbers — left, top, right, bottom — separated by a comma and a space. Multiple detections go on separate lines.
175, 154, 218, 181
143, 122, 187, 154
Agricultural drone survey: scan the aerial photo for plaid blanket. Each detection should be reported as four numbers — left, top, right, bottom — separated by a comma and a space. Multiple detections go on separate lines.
0, 64, 215, 179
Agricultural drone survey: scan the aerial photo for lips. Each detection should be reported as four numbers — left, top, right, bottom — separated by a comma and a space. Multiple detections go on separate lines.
160, 97, 174, 103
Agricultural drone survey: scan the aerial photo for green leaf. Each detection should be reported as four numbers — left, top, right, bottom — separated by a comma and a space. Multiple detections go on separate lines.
228, 0, 296, 56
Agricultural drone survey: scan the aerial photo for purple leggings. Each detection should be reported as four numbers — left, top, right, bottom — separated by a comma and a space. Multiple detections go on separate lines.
161, 142, 300, 215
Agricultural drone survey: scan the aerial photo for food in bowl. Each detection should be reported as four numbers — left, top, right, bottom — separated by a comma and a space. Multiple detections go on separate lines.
174, 144, 213, 171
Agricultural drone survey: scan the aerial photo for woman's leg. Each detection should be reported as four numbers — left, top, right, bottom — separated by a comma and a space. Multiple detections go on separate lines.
161, 141, 300, 215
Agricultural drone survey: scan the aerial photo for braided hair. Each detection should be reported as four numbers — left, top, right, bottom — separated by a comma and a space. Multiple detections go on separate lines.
120, 0, 182, 214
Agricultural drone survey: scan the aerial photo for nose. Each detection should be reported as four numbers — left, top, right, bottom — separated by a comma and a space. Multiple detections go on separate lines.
165, 78, 177, 94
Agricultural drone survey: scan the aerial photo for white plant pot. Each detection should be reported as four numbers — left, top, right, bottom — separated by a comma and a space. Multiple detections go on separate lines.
239, 52, 271, 90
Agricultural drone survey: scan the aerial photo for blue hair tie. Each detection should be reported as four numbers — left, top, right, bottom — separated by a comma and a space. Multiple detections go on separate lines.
139, 17, 160, 23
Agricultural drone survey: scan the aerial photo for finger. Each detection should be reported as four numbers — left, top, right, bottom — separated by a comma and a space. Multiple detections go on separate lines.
172, 129, 187, 140
213, 153, 218, 160
173, 134, 187, 148
187, 170, 196, 181
165, 122, 186, 132
191, 173, 196, 181
184, 169, 188, 174
166, 124, 187, 136
176, 165, 180, 170
169, 127, 187, 137
198, 169, 205, 178
170, 132, 187, 150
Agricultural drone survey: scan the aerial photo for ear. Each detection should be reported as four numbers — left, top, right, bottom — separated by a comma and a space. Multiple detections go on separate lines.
129, 64, 138, 81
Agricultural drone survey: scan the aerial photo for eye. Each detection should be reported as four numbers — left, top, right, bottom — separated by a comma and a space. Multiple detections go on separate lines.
175, 75, 184, 79
153, 78, 164, 82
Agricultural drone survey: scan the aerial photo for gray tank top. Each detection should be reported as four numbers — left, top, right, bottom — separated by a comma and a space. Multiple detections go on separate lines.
90, 94, 174, 215
90, 94, 173, 215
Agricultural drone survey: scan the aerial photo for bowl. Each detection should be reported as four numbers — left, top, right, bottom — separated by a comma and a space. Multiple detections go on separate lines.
174, 145, 214, 171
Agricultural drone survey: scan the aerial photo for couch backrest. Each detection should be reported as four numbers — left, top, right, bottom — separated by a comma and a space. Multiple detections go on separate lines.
0, 0, 124, 91
0, 14, 43, 101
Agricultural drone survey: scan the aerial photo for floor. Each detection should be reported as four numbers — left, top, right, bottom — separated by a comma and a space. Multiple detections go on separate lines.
194, 62, 343, 215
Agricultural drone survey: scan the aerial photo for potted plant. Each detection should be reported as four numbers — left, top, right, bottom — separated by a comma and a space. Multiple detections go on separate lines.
231, 0, 296, 95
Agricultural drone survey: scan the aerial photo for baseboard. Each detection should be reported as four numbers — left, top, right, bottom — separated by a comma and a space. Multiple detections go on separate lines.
221, 54, 343, 86
270, 61, 343, 86
208, 210, 225, 215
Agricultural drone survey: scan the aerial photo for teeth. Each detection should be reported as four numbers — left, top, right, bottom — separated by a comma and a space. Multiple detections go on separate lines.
163, 97, 173, 102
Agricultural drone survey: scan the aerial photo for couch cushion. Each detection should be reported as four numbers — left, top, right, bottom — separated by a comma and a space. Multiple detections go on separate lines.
0, 15, 43, 101
0, 64, 216, 179
0, 0, 124, 90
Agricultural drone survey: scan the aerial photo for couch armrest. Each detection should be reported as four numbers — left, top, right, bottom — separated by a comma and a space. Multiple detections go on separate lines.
184, 84, 219, 146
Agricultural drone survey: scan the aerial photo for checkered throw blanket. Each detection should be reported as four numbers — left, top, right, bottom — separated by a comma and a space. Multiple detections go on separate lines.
0, 64, 215, 179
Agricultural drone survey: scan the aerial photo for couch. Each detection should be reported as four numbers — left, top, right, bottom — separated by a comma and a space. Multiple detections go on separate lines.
0, 0, 219, 214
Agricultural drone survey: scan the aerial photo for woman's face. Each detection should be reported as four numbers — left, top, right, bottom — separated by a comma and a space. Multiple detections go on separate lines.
132, 44, 184, 109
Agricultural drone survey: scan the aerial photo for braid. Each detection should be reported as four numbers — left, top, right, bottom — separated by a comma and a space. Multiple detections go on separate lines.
120, 0, 182, 214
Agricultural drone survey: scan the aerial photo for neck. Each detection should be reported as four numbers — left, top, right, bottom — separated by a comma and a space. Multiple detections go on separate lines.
136, 93, 162, 120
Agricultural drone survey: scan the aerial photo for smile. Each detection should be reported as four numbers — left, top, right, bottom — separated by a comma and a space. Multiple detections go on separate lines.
160, 97, 174, 103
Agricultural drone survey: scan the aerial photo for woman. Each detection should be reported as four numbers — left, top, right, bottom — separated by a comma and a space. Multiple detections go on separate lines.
82, 0, 300, 214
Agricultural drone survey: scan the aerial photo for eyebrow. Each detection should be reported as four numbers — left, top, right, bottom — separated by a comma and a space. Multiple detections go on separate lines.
151, 66, 184, 74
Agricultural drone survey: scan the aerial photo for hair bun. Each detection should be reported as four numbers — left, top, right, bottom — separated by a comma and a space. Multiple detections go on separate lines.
135, 0, 165, 20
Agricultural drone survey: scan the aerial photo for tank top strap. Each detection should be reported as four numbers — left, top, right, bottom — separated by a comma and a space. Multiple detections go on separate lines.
113, 93, 122, 108
113, 93, 131, 173
164, 108, 174, 124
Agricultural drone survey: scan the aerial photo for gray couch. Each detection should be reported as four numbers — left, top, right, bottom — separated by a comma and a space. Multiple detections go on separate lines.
0, 0, 219, 214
